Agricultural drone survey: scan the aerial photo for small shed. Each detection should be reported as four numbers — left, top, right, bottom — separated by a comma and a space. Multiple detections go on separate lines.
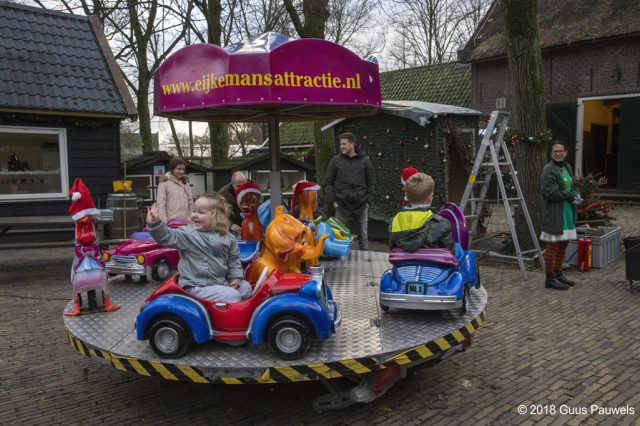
123, 151, 214, 202
0, 2, 137, 221
327, 101, 482, 238
210, 149, 315, 204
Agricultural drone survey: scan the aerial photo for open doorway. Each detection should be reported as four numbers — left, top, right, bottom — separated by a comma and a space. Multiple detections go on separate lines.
581, 99, 620, 187
579, 96, 640, 190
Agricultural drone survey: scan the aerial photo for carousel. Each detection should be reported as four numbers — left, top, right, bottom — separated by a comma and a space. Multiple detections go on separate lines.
63, 32, 487, 412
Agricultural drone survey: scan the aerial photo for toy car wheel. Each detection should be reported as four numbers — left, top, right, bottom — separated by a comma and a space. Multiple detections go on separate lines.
139, 275, 148, 284
380, 301, 389, 312
151, 259, 172, 282
148, 316, 191, 359
459, 286, 470, 316
268, 316, 312, 360
474, 265, 481, 289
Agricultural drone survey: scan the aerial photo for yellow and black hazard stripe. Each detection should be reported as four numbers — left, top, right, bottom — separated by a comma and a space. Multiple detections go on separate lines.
65, 328, 112, 363
382, 308, 486, 366
64, 308, 486, 384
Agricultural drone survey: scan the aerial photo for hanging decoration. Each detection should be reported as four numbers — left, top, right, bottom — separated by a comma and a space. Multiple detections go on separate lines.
504, 128, 553, 145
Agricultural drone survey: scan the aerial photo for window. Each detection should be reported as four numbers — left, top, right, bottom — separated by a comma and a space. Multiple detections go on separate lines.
0, 126, 69, 201
128, 174, 153, 200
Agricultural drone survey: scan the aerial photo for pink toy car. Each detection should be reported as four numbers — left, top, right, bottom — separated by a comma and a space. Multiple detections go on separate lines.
102, 218, 187, 282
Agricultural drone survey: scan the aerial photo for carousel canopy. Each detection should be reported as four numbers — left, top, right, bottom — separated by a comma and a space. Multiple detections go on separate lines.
153, 32, 381, 122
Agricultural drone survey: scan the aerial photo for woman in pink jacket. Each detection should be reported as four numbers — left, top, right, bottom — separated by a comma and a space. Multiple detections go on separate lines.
157, 157, 194, 222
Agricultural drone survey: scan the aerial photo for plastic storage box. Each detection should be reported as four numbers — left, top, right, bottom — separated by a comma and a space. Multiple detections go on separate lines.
564, 226, 622, 268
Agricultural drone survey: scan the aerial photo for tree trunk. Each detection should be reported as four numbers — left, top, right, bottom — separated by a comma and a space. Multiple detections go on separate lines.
167, 118, 183, 157
501, 0, 547, 250
189, 121, 194, 157
137, 74, 154, 152
314, 120, 335, 213
209, 121, 229, 166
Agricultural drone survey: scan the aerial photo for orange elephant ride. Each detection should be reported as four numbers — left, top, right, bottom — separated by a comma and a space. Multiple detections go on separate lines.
245, 206, 329, 283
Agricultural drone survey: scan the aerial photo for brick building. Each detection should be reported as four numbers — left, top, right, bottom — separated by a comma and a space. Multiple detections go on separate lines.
458, 0, 640, 190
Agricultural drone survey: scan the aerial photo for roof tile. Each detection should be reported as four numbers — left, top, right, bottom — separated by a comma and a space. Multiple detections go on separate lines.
0, 1, 128, 116
459, 0, 640, 62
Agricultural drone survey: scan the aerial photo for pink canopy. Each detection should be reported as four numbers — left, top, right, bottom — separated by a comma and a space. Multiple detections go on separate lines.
153, 33, 382, 217
154, 33, 381, 122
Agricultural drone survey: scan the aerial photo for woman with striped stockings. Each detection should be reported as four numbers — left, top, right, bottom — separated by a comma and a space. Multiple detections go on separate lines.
540, 141, 583, 290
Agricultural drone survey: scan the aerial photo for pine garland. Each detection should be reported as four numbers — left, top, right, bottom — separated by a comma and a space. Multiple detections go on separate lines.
0, 112, 120, 129
292, 146, 315, 161
504, 128, 553, 145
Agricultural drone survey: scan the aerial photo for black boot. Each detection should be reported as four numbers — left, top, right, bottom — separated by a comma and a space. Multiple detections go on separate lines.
554, 269, 575, 287
545, 272, 569, 290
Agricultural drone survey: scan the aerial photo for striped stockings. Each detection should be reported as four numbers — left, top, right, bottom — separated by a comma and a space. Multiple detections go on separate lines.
543, 241, 569, 273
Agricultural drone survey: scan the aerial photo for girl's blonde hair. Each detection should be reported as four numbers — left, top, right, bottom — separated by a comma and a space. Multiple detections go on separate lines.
198, 191, 230, 234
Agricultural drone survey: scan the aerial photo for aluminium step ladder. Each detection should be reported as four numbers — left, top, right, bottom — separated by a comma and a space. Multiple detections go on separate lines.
460, 110, 544, 279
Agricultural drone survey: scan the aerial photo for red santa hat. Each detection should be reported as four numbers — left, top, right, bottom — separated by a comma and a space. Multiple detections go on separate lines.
401, 166, 419, 186
291, 181, 320, 213
69, 178, 100, 221
235, 181, 262, 206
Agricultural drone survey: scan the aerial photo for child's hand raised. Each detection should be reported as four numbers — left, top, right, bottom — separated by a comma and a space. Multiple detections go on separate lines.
146, 203, 160, 224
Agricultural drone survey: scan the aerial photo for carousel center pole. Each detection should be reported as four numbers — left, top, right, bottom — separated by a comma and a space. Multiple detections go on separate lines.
267, 115, 282, 220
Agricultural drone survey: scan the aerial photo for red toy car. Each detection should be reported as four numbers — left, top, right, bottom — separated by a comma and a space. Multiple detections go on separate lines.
102, 218, 187, 282
136, 265, 341, 359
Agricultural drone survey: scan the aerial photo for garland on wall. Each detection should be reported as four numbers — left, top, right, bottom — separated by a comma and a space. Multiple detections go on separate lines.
503, 128, 553, 145
0, 112, 121, 129
291, 146, 315, 162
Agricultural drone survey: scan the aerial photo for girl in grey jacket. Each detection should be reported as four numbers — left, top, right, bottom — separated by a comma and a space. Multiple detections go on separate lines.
145, 193, 252, 303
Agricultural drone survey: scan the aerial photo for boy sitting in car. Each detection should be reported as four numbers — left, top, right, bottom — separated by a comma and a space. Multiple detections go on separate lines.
388, 173, 455, 253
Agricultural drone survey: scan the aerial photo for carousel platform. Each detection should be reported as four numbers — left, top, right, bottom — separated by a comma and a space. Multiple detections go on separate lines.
63, 251, 487, 411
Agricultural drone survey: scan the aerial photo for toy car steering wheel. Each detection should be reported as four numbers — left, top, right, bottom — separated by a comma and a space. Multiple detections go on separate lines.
252, 267, 270, 296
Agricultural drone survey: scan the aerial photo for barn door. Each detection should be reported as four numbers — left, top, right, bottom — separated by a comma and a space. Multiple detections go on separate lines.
618, 97, 640, 190
546, 102, 577, 171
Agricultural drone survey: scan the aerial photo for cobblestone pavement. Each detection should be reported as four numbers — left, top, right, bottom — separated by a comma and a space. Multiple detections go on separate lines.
1, 207, 639, 425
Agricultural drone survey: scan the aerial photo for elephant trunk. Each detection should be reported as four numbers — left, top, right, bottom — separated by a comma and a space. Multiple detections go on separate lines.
301, 234, 329, 260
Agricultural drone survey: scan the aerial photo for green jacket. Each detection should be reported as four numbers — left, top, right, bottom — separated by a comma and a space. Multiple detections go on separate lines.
388, 207, 455, 252
541, 160, 580, 235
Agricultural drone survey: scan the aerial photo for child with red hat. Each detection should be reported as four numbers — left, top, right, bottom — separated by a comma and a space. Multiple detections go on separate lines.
401, 166, 419, 207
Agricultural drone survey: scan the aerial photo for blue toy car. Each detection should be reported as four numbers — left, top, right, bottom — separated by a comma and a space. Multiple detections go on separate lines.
135, 265, 341, 360
379, 203, 481, 315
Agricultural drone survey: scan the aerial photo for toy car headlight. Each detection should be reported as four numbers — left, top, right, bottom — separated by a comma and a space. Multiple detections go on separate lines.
300, 280, 322, 301
137, 255, 145, 264
103, 252, 110, 261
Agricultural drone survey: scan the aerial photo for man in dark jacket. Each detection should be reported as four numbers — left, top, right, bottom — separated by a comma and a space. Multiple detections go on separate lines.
218, 171, 247, 232
323, 132, 375, 250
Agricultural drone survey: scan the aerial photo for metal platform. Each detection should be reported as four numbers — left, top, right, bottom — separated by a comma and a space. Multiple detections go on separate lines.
64, 251, 487, 385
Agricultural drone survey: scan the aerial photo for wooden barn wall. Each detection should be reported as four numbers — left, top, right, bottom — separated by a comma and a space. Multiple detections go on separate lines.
0, 120, 120, 217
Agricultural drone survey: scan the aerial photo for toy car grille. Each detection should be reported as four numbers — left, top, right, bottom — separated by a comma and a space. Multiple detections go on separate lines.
112, 255, 136, 265
394, 265, 442, 284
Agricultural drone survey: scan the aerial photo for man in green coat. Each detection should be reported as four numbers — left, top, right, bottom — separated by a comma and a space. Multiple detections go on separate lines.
323, 132, 376, 250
